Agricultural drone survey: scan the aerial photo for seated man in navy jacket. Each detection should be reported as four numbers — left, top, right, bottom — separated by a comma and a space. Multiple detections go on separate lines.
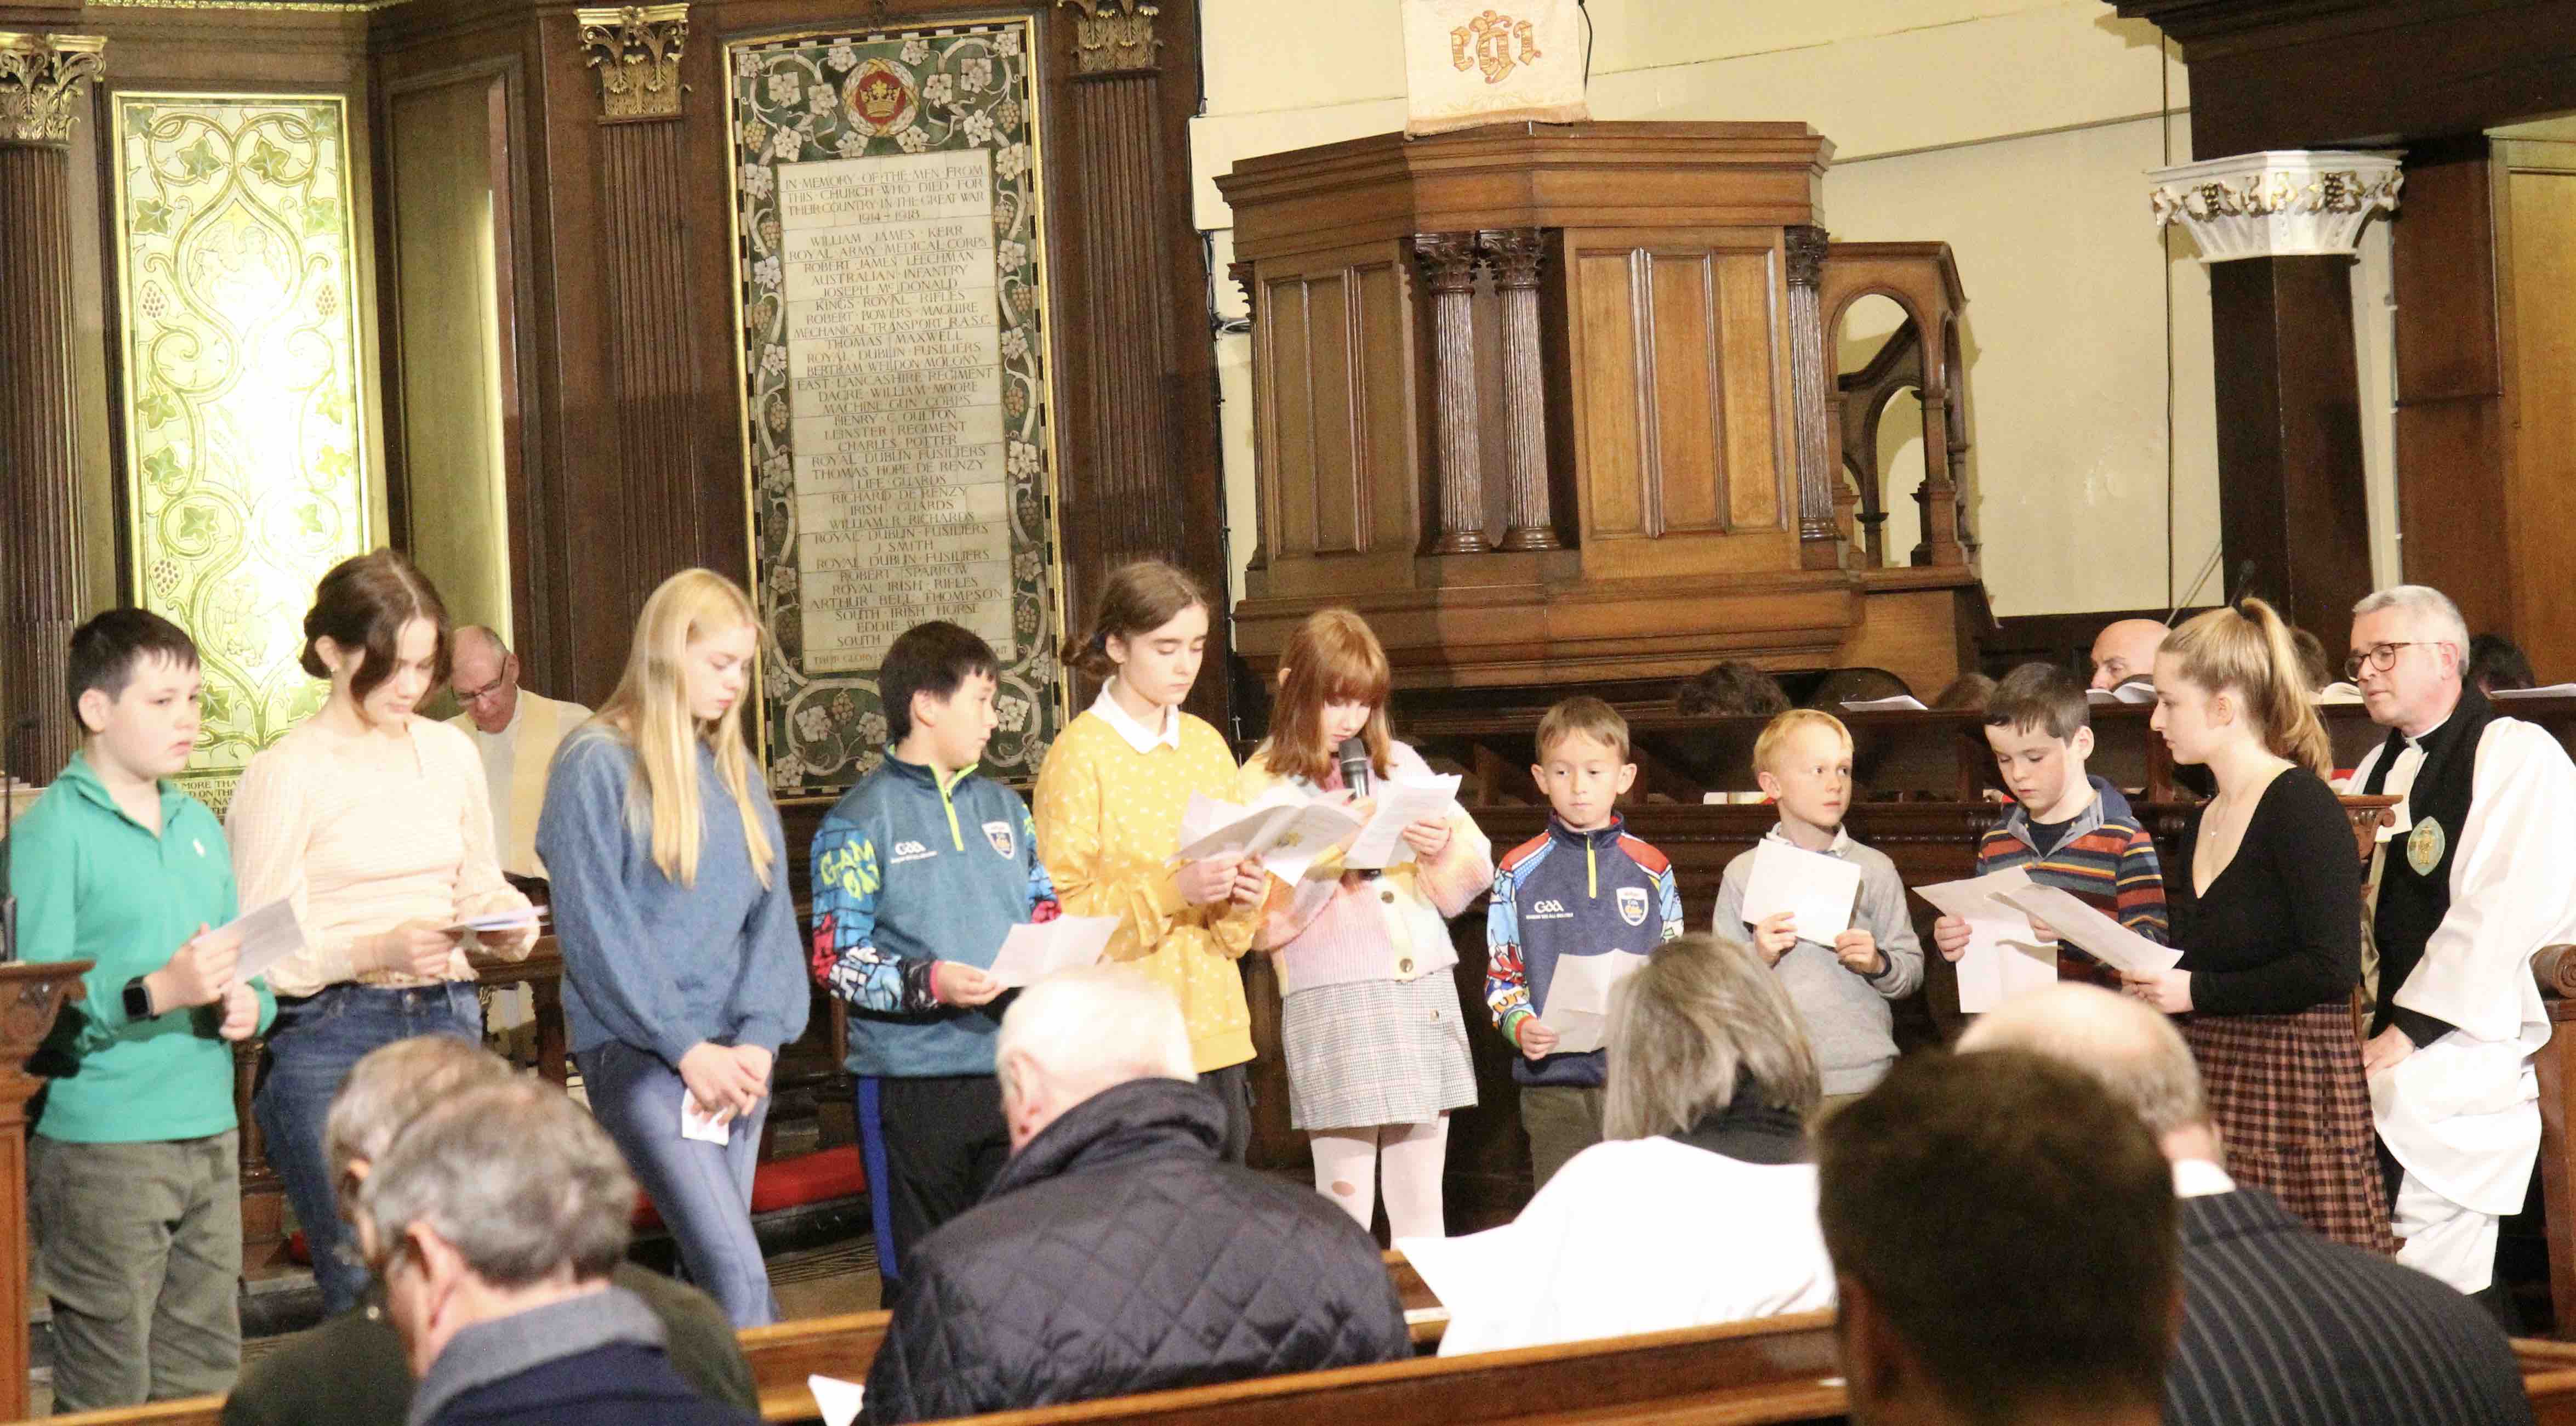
355, 1080, 755, 1426
863, 967, 1412, 1423
1962, 984, 2531, 1426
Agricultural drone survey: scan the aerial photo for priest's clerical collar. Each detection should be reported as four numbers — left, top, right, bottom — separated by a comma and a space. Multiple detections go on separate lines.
1091, 684, 1181, 753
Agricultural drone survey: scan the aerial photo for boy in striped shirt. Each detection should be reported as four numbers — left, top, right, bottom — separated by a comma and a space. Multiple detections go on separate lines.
1934, 663, 2168, 980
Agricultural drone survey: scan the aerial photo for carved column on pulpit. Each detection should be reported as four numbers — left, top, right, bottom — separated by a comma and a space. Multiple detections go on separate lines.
1480, 228, 1560, 552
1227, 258, 1268, 573
1413, 233, 1488, 555
0, 32, 105, 783
575, 4, 699, 612
1784, 224, 1840, 571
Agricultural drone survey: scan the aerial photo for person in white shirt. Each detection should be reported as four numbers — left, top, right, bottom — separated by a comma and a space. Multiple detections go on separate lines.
1960, 983, 2531, 1426
2345, 584, 2576, 1311
1399, 932, 1834, 1356
446, 626, 591, 881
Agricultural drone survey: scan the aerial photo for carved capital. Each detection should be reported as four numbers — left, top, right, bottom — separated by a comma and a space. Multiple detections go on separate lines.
1411, 232, 1482, 296
1057, 0, 1161, 75
1784, 224, 1830, 289
1477, 228, 1546, 290
0, 33, 105, 148
577, 5, 687, 122
1227, 259, 1256, 320
2148, 149, 2401, 262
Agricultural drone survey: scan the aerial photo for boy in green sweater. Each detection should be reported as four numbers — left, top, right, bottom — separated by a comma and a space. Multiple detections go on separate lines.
12, 609, 275, 1410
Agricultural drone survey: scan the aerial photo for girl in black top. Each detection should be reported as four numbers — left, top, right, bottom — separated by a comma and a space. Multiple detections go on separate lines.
2125, 598, 2393, 1253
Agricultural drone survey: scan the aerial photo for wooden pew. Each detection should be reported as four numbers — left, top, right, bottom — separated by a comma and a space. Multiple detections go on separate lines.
38, 1313, 2576, 1425
33, 1251, 1445, 1426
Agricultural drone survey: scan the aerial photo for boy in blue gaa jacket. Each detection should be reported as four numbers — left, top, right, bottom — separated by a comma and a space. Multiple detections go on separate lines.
1485, 697, 1683, 1190
810, 622, 1056, 1302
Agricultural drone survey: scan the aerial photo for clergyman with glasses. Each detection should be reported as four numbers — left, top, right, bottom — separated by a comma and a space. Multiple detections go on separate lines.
2346, 584, 2576, 1321
447, 626, 591, 883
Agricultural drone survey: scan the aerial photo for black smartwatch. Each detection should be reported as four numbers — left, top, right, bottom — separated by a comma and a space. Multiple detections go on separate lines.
122, 976, 156, 1021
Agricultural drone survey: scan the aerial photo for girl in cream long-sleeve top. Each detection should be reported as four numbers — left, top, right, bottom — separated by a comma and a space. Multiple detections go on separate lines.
226, 549, 534, 1315
1032, 560, 1264, 1160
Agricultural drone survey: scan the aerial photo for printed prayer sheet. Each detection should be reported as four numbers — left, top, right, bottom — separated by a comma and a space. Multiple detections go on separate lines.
1993, 884, 2179, 978
1912, 868, 2055, 1013
1737, 838, 1862, 944
681, 1092, 732, 1144
808, 1374, 865, 1426
1538, 949, 1648, 1055
1343, 774, 1464, 870
1173, 793, 1361, 884
1839, 695, 1928, 712
984, 916, 1119, 988
223, 899, 307, 985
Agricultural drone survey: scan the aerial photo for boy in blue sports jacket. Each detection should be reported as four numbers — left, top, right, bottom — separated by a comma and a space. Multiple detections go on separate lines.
810, 622, 1056, 1302
1485, 697, 1683, 1191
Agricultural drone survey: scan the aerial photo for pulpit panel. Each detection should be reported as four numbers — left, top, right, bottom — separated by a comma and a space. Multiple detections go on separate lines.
1565, 229, 1791, 578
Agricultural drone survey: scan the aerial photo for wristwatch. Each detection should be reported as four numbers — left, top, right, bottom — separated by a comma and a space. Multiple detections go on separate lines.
122, 976, 156, 1021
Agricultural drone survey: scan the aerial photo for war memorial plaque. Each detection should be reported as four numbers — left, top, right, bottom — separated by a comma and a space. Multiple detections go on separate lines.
778, 149, 1015, 671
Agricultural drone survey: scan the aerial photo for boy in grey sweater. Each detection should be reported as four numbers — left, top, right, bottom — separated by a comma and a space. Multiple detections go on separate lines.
1712, 710, 1922, 1110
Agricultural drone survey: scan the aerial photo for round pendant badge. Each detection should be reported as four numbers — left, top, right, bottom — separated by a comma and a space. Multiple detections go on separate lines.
2407, 816, 2447, 876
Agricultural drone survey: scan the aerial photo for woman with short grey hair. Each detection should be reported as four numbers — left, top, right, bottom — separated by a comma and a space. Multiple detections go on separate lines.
1403, 934, 1836, 1356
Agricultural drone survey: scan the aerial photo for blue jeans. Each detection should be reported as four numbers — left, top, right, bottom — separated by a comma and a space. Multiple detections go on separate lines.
253, 982, 481, 1315
578, 1038, 777, 1327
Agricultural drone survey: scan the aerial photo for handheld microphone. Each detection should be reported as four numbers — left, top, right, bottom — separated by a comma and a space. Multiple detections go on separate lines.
1336, 736, 1370, 798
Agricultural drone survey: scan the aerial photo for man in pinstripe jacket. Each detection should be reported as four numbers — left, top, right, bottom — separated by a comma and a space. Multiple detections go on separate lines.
1963, 985, 2532, 1426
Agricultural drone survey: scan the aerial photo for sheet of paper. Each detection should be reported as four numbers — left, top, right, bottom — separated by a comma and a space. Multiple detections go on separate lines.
442, 907, 548, 936
1912, 869, 2056, 1013
984, 916, 1120, 988
1537, 949, 1648, 1055
1736, 839, 1863, 945
223, 899, 306, 985
807, 1374, 865, 1426
1840, 695, 1928, 712
2493, 683, 2576, 700
1343, 775, 1464, 870
681, 1093, 732, 1145
1172, 798, 1361, 882
1993, 884, 2181, 978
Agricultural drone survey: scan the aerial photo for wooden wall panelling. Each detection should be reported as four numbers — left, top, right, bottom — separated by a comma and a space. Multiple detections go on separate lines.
2390, 138, 2511, 643
377, 58, 542, 648
1049, 0, 1231, 731
2500, 139, 2576, 678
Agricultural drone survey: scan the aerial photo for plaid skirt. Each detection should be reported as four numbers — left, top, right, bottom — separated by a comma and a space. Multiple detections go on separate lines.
1281, 973, 1478, 1131
2181, 1003, 2397, 1254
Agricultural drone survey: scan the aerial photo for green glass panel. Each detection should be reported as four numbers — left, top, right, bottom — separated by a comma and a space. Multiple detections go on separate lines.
112, 94, 372, 815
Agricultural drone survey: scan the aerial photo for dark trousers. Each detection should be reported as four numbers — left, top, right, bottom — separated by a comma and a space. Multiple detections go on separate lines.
857, 1075, 1010, 1303
1202, 1061, 1253, 1166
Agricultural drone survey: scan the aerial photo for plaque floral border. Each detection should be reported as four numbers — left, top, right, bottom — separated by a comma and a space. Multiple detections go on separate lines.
726, 20, 1065, 799
108, 92, 374, 819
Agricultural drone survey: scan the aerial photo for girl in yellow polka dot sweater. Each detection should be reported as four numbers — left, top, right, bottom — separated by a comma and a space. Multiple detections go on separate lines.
1033, 560, 1266, 1158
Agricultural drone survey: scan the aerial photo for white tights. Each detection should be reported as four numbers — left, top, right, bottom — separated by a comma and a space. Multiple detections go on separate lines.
1310, 1115, 1451, 1240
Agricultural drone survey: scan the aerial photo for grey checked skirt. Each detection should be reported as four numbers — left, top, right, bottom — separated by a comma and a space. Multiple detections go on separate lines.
1281, 972, 1478, 1130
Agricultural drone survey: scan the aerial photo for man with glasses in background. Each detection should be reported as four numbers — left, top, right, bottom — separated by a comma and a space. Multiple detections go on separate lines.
2347, 585, 2576, 1320
447, 627, 590, 885
447, 627, 589, 1062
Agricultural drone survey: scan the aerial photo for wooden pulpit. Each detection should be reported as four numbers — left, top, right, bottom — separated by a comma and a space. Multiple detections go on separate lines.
0, 960, 88, 1419
1218, 122, 1988, 697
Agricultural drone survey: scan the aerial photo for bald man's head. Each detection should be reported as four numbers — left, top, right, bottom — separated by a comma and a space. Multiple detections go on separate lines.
2089, 619, 2169, 691
1957, 983, 2209, 1150
448, 626, 520, 733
